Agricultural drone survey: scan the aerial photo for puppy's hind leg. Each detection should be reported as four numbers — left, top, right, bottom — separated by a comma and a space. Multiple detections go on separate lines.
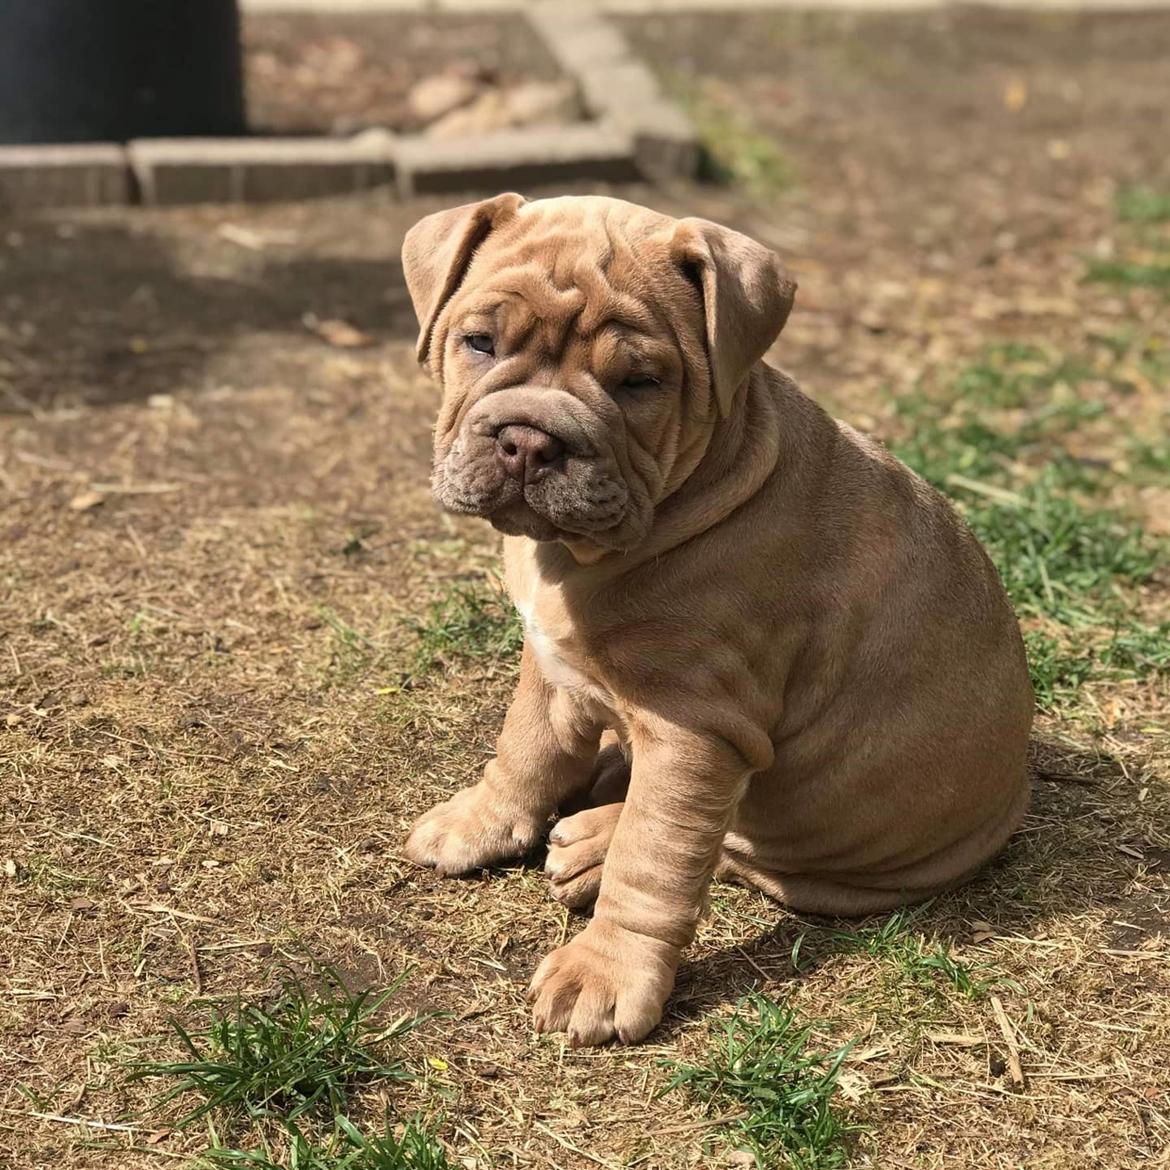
546, 802, 624, 909
547, 733, 630, 909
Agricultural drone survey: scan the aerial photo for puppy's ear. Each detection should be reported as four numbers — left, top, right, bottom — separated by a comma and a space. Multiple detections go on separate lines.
672, 218, 796, 417
402, 192, 527, 365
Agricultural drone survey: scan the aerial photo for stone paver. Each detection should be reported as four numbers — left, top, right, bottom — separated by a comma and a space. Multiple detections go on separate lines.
0, 144, 129, 211
395, 123, 637, 194
128, 135, 396, 205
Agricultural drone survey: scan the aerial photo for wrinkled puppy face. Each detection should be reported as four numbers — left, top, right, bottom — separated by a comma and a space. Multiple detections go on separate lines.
402, 194, 795, 552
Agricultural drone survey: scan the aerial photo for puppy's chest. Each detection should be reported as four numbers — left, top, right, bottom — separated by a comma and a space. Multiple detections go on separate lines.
510, 581, 614, 712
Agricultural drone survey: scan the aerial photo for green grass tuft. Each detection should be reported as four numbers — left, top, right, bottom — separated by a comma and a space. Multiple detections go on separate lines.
405, 577, 523, 677
1130, 437, 1170, 477
1117, 186, 1170, 224
797, 909, 1008, 1001
126, 967, 420, 1127
1022, 628, 1097, 711
1083, 187, 1170, 292
1083, 260, 1170, 290
202, 1115, 452, 1170
662, 993, 857, 1169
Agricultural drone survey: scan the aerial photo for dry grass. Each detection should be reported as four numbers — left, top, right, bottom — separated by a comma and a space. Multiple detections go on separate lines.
3, 10, 1170, 1169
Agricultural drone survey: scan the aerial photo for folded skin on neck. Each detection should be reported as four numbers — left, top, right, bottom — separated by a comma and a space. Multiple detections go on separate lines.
548, 363, 788, 575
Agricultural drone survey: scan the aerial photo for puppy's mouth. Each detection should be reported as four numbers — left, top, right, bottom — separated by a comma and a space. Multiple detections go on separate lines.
433, 422, 630, 544
485, 496, 568, 543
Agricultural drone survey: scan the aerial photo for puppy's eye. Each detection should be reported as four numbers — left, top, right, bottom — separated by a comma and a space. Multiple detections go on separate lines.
464, 333, 495, 356
620, 373, 660, 392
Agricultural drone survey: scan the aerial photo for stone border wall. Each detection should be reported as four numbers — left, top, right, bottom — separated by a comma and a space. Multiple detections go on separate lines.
0, 4, 697, 212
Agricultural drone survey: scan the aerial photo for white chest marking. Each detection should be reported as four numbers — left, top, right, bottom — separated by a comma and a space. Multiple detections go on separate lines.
515, 596, 611, 706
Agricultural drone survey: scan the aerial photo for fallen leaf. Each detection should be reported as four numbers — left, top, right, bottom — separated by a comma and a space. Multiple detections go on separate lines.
970, 919, 998, 943
70, 896, 96, 912
68, 490, 105, 512
1003, 78, 1028, 112
303, 312, 375, 349
3, 858, 17, 879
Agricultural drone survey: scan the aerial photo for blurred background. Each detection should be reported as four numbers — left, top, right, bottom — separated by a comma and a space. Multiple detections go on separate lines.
2, 3, 1168, 1170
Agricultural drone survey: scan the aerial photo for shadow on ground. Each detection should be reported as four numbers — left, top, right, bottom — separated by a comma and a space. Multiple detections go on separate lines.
0, 217, 416, 413
654, 733, 1167, 1034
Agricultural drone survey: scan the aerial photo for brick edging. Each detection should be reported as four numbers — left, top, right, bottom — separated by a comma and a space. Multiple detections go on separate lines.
528, 3, 699, 182
0, 4, 698, 212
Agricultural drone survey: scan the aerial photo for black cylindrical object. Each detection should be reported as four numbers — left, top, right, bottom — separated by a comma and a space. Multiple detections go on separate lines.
0, 0, 246, 145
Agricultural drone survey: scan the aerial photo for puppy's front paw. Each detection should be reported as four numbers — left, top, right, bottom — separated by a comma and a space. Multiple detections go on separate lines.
404, 783, 545, 875
528, 922, 678, 1047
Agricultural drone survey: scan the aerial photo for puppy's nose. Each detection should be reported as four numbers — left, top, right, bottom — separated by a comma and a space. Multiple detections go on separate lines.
495, 425, 566, 484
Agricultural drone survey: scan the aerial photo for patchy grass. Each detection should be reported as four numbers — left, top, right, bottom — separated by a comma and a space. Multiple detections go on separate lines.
671, 78, 794, 195
1084, 259, 1170, 291
1117, 186, 1170, 223
318, 606, 384, 682
889, 343, 1169, 710
1132, 437, 1170, 477
1086, 186, 1170, 292
1023, 627, 1099, 711
126, 967, 420, 1127
202, 1115, 453, 1170
662, 994, 857, 1170
795, 909, 1009, 1002
403, 576, 522, 678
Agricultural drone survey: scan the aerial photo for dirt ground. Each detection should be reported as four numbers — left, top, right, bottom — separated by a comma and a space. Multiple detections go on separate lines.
2, 8, 1168, 1170
242, 11, 560, 134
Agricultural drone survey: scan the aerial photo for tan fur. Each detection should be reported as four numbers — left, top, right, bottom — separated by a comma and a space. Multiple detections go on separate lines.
401, 194, 1034, 1047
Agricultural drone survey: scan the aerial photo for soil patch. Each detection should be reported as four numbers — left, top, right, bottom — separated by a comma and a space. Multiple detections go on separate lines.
243, 11, 562, 135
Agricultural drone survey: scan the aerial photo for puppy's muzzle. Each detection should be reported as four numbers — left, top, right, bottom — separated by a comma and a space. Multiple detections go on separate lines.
495, 424, 567, 486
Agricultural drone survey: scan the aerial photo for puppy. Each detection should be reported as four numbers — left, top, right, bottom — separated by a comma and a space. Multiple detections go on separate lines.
401, 193, 1033, 1047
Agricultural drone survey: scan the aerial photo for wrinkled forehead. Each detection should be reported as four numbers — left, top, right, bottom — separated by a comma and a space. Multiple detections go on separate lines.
455, 198, 695, 340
